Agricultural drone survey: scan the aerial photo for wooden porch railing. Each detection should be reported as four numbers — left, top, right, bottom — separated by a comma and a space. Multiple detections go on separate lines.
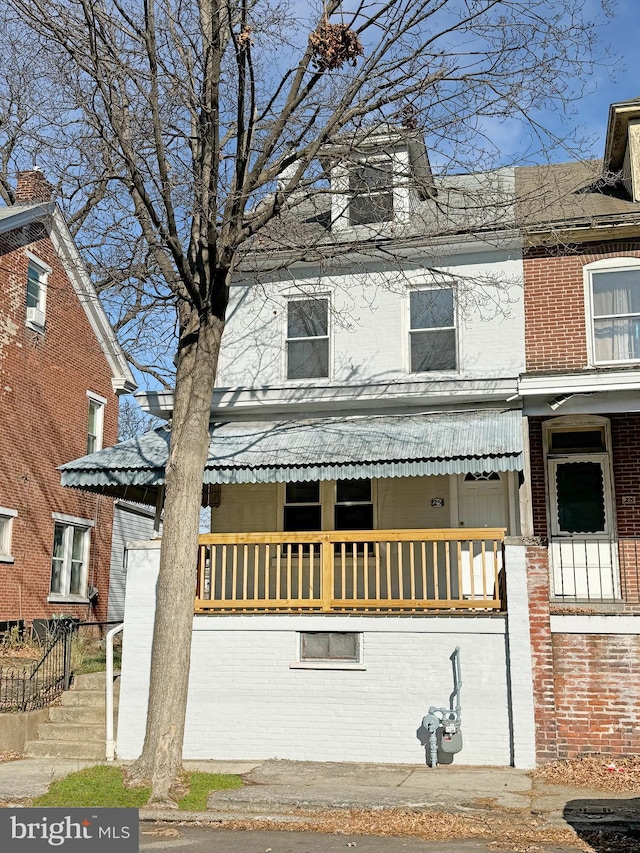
196, 528, 506, 614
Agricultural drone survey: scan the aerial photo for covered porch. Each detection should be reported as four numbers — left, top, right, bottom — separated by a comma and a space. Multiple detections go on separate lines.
60, 407, 523, 615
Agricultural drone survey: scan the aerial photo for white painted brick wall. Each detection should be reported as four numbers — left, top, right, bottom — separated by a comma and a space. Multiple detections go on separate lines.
117, 544, 530, 767
217, 254, 524, 389
504, 543, 537, 768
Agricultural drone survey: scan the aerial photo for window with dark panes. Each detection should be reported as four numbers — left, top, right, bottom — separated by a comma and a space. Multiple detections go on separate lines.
348, 160, 393, 226
334, 479, 373, 530
300, 631, 360, 662
555, 462, 606, 534
286, 298, 329, 379
284, 481, 321, 531
409, 288, 457, 372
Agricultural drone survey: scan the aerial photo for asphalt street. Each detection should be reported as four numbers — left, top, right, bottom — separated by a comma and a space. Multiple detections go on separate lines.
138, 825, 587, 853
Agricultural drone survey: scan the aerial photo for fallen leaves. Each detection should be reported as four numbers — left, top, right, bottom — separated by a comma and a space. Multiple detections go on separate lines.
217, 808, 591, 853
534, 755, 640, 793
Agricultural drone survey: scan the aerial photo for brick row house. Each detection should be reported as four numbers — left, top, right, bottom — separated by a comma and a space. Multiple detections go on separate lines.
0, 171, 135, 627
61, 101, 640, 766
517, 98, 640, 761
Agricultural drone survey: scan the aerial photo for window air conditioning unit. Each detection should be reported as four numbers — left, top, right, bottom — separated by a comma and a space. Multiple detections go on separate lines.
26, 306, 45, 328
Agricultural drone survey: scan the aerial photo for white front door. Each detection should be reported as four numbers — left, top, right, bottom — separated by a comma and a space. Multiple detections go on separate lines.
457, 472, 509, 598
548, 454, 619, 599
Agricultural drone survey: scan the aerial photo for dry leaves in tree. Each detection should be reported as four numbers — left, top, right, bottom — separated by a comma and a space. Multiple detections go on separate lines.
309, 21, 364, 71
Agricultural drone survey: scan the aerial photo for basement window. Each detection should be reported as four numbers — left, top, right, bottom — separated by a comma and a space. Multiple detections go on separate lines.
290, 631, 365, 670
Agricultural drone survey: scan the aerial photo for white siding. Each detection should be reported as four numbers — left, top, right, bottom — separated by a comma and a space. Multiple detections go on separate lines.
108, 502, 156, 622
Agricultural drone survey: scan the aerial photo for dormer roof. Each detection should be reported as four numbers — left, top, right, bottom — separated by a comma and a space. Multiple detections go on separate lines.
604, 98, 640, 171
603, 98, 640, 203
320, 123, 437, 200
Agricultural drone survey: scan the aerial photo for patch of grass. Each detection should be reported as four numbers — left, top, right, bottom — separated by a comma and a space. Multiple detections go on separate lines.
73, 638, 122, 674
34, 766, 149, 808
33, 765, 242, 810
178, 772, 242, 811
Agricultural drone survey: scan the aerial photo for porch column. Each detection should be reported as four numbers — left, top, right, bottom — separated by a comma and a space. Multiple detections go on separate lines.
504, 539, 537, 768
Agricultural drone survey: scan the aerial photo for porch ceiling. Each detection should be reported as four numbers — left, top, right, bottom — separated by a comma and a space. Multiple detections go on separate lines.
59, 408, 523, 496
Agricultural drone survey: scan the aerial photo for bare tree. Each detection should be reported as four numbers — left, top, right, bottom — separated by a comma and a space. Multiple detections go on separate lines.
118, 398, 162, 441
6, 0, 612, 803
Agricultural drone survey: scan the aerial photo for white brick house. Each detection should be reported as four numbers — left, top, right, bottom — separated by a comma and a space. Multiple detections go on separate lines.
61, 127, 539, 767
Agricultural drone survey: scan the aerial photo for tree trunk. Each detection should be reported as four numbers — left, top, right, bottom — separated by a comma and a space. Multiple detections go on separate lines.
125, 308, 223, 805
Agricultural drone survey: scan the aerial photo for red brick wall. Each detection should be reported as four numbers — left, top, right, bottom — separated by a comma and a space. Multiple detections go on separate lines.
525, 545, 558, 762
552, 632, 640, 759
0, 220, 119, 624
524, 241, 640, 372
528, 419, 548, 539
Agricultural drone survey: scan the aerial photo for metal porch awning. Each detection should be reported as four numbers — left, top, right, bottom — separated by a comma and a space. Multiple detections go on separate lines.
59, 408, 523, 502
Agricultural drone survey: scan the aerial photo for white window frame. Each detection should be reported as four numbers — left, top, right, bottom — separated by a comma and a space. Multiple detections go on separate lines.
24, 251, 51, 333
48, 513, 94, 602
284, 295, 331, 381
408, 285, 458, 373
0, 507, 17, 563
86, 391, 107, 454
584, 257, 640, 366
542, 415, 617, 539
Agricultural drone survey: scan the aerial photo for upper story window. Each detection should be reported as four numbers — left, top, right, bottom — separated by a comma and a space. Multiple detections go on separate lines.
409, 287, 457, 372
50, 514, 93, 600
286, 297, 329, 380
348, 159, 394, 226
0, 508, 17, 563
87, 393, 106, 454
25, 254, 50, 332
587, 259, 640, 364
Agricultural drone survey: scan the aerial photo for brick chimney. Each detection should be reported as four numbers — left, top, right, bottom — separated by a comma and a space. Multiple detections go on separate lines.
14, 169, 54, 204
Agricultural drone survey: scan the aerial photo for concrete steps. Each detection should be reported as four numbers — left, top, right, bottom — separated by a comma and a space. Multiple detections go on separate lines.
24, 671, 119, 761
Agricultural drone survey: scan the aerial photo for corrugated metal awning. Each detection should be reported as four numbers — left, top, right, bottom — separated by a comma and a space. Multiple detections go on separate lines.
60, 409, 523, 497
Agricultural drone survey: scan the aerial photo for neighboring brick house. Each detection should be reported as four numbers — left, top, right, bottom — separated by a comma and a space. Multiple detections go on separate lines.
0, 171, 135, 627
517, 98, 640, 761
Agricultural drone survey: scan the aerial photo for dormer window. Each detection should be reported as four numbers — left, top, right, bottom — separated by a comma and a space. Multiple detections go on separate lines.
348, 160, 394, 226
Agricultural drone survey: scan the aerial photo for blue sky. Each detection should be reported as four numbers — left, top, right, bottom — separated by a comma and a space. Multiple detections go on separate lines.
562, 0, 637, 159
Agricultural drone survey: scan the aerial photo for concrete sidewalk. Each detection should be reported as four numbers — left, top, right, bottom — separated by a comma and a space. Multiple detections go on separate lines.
0, 756, 638, 835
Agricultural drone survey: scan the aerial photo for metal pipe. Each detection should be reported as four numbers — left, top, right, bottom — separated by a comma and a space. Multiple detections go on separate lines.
451, 646, 462, 720
105, 622, 124, 761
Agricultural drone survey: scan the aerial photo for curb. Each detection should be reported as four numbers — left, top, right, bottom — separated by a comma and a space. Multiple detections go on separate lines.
139, 809, 313, 824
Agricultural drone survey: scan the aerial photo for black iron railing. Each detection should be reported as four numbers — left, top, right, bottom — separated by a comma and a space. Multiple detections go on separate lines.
0, 619, 76, 712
